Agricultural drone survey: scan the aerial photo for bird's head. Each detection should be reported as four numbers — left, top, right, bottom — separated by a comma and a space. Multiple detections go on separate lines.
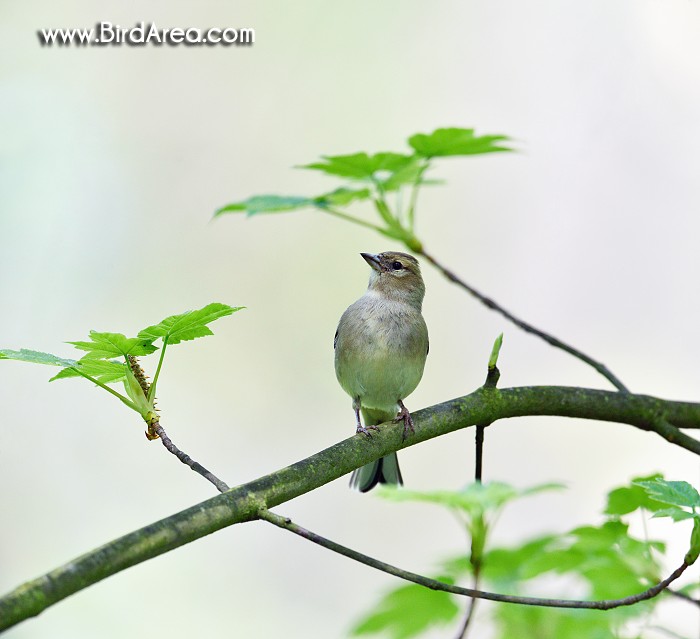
361, 251, 425, 307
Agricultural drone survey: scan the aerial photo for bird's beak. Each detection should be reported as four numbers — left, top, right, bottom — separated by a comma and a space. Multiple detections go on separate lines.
360, 253, 382, 272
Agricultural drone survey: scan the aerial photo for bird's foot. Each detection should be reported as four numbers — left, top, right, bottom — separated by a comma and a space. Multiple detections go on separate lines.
394, 402, 415, 441
356, 425, 379, 438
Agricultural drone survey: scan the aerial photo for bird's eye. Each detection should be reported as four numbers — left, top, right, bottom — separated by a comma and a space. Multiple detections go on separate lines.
391, 261, 403, 271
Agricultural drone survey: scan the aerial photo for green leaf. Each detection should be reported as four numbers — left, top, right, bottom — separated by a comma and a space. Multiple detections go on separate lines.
215, 195, 313, 217
488, 333, 504, 369
302, 152, 415, 180
379, 157, 427, 192
50, 359, 127, 384
313, 187, 371, 208
1, 347, 129, 389
138, 303, 243, 346
634, 479, 700, 509
377, 482, 513, 516
493, 605, 616, 639
651, 507, 695, 522
408, 127, 511, 158
439, 554, 474, 579
0, 348, 75, 368
492, 519, 663, 598
572, 525, 660, 593
604, 473, 666, 515
481, 536, 558, 587
686, 517, 700, 564
68, 331, 157, 360
569, 520, 630, 551
350, 580, 459, 638
122, 368, 154, 418
377, 481, 563, 518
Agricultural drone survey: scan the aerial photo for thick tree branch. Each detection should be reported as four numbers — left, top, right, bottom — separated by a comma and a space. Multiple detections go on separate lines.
1, 385, 699, 631
259, 509, 690, 610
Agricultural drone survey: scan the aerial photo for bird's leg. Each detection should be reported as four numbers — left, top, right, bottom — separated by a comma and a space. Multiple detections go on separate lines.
353, 397, 378, 437
394, 400, 415, 440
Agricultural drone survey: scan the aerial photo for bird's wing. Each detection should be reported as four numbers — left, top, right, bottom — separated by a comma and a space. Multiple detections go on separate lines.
333, 329, 339, 350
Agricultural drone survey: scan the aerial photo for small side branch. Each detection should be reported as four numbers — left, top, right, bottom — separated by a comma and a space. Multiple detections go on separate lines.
474, 426, 485, 483
649, 418, 700, 456
454, 588, 478, 639
153, 422, 230, 493
126, 356, 230, 493
475, 335, 502, 484
259, 509, 690, 611
419, 250, 629, 392
667, 589, 700, 608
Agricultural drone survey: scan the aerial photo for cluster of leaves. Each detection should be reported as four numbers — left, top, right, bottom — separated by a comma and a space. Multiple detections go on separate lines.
0, 303, 242, 430
351, 475, 700, 639
215, 127, 511, 251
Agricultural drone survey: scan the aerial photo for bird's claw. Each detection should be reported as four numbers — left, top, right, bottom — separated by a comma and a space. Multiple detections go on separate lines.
394, 405, 415, 441
356, 425, 379, 438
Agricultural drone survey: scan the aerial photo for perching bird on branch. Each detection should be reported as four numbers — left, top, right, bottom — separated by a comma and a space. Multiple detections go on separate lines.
334, 251, 429, 492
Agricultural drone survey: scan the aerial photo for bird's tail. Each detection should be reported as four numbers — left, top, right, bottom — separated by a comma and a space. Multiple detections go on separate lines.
350, 408, 403, 493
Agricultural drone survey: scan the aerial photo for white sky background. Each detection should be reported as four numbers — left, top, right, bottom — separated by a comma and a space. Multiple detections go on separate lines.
1, 1, 699, 637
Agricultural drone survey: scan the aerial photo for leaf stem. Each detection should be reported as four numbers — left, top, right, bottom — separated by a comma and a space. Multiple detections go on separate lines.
373, 195, 401, 230
70, 367, 140, 412
317, 205, 389, 234
148, 337, 168, 402
454, 571, 480, 639
407, 158, 430, 231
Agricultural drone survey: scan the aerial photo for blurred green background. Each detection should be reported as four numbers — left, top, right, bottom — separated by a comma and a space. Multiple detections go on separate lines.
1, 1, 699, 637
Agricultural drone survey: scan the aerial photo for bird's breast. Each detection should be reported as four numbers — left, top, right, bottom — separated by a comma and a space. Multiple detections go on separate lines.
334, 296, 428, 409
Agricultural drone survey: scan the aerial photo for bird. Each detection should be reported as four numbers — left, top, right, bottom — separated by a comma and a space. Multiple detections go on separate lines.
334, 251, 429, 492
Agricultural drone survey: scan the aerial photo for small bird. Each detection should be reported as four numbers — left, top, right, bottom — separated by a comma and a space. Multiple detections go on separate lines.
334, 251, 429, 492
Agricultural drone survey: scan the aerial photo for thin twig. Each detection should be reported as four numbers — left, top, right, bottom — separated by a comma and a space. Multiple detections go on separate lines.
666, 588, 700, 607
153, 422, 230, 493
126, 356, 230, 493
647, 625, 694, 639
474, 426, 485, 483
454, 577, 479, 639
648, 418, 700, 455
259, 509, 689, 610
406, 158, 430, 230
475, 359, 500, 483
419, 250, 629, 392
462, 360, 499, 637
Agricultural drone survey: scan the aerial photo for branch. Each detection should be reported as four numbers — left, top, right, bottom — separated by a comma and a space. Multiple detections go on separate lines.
126, 356, 230, 493
419, 250, 629, 392
667, 588, 700, 608
259, 509, 690, 610
2, 386, 699, 630
454, 560, 481, 639
153, 422, 230, 493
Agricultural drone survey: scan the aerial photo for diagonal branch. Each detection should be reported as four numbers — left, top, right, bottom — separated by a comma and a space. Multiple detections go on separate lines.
258, 509, 690, 610
419, 249, 629, 392
1, 385, 699, 631
126, 355, 230, 493
153, 422, 230, 493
